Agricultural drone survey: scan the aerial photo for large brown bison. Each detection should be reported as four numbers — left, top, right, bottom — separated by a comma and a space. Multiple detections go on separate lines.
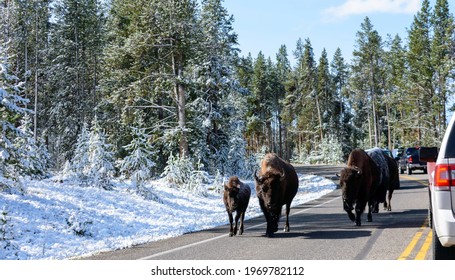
223, 176, 251, 237
254, 153, 299, 237
339, 148, 379, 226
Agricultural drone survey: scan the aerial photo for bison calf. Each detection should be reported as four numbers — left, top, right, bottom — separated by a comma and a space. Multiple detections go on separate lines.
223, 176, 251, 237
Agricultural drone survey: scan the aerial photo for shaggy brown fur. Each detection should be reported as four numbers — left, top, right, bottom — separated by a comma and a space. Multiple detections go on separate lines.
223, 176, 251, 237
340, 148, 379, 226
254, 153, 298, 237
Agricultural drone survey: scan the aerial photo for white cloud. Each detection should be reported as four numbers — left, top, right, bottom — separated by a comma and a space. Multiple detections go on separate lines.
322, 0, 421, 20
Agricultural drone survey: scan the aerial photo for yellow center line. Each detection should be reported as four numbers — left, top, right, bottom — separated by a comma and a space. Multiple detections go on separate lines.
398, 228, 424, 260
415, 230, 432, 260
399, 174, 429, 186
397, 175, 432, 260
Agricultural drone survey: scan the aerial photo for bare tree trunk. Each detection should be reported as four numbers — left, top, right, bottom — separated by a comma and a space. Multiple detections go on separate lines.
314, 90, 323, 141
386, 101, 391, 150
368, 111, 372, 147
173, 52, 189, 157
278, 114, 283, 158
370, 61, 378, 147
34, 10, 38, 140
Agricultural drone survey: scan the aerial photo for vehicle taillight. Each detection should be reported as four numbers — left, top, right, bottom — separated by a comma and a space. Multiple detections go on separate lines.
434, 164, 455, 190
408, 156, 413, 163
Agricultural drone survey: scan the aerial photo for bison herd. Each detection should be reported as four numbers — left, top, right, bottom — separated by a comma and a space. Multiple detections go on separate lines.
223, 148, 400, 238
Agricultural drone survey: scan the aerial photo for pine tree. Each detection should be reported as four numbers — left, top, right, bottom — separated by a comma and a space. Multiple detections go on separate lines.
189, 0, 246, 175
246, 51, 268, 152
102, 0, 199, 165
431, 0, 454, 135
407, 0, 435, 145
69, 118, 115, 188
316, 48, 333, 139
119, 118, 156, 188
0, 206, 16, 255
87, 118, 115, 190
330, 47, 351, 158
351, 17, 384, 148
235, 53, 254, 95
382, 34, 408, 148
275, 45, 291, 159
0, 42, 30, 191
294, 38, 319, 156
1, 1, 51, 143
71, 122, 91, 180
15, 114, 49, 178
47, 0, 106, 165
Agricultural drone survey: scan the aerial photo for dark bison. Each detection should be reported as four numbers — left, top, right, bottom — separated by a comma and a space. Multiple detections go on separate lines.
384, 154, 400, 211
339, 148, 379, 226
366, 148, 400, 212
366, 148, 390, 213
223, 176, 251, 237
254, 153, 299, 237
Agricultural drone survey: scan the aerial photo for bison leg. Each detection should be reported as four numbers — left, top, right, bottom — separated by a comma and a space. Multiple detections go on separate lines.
259, 199, 274, 237
343, 200, 355, 222
354, 209, 362, 226
355, 201, 368, 226
227, 212, 234, 237
284, 203, 291, 232
272, 209, 280, 233
347, 211, 356, 222
267, 212, 279, 237
372, 201, 379, 213
367, 201, 373, 223
265, 214, 275, 237
239, 211, 245, 235
234, 211, 241, 236
386, 190, 393, 211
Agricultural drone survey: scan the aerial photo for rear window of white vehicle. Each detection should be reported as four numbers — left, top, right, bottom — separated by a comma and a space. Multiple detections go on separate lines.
444, 124, 455, 158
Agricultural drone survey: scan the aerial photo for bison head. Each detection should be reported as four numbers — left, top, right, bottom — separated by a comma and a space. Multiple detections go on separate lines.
224, 177, 241, 212
254, 169, 284, 214
339, 166, 362, 221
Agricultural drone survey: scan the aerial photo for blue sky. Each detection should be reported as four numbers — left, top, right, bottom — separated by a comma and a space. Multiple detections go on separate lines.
223, 0, 435, 65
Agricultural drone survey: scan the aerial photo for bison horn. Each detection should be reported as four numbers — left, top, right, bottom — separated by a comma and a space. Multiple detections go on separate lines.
254, 170, 260, 182
352, 166, 362, 175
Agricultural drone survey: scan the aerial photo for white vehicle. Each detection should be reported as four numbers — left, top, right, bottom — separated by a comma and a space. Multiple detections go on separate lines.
422, 114, 455, 259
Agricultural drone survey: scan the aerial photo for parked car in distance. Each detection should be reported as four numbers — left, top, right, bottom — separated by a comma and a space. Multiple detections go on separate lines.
397, 147, 427, 175
420, 129, 455, 259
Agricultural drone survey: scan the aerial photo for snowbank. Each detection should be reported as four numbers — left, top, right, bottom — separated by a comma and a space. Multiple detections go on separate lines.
0, 174, 336, 260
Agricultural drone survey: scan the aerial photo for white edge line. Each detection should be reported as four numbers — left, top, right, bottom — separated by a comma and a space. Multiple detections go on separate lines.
138, 195, 340, 260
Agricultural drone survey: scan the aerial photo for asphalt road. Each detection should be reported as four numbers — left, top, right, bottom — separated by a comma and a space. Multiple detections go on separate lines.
80, 164, 432, 260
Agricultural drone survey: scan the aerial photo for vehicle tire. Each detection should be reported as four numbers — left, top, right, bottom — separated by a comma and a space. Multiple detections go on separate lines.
433, 227, 455, 259
399, 166, 404, 174
407, 166, 412, 175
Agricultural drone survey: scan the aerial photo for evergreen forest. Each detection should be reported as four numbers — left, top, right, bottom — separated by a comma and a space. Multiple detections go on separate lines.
1, 0, 454, 190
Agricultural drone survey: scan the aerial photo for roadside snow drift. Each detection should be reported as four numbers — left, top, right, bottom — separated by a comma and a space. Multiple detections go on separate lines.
0, 174, 336, 260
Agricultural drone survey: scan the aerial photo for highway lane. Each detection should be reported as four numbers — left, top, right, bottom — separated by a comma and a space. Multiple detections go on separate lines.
81, 165, 432, 260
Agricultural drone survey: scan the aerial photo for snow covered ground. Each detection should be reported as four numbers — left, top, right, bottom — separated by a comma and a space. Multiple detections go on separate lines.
0, 174, 336, 260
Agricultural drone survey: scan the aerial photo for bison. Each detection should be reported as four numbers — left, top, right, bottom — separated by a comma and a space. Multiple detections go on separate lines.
366, 148, 390, 213
254, 153, 299, 237
223, 176, 251, 237
384, 154, 400, 211
366, 148, 400, 212
339, 148, 379, 226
